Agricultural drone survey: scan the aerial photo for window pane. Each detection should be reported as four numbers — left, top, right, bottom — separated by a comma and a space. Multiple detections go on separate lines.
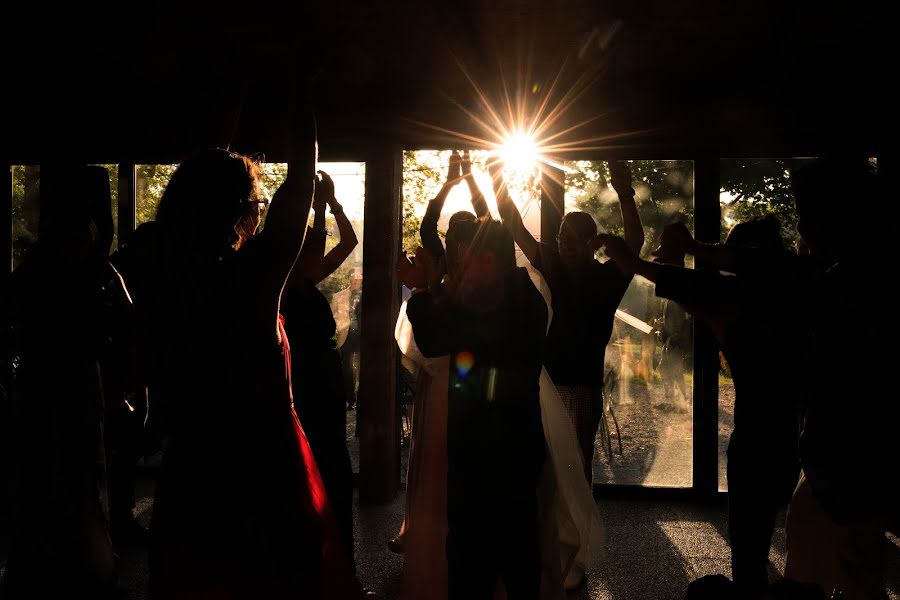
717, 158, 813, 491
12, 166, 40, 270
566, 159, 695, 488
316, 162, 366, 473
136, 164, 178, 226
94, 164, 119, 253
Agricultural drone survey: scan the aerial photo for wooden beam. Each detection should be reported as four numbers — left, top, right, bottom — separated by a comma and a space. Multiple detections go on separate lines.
117, 164, 135, 248
357, 146, 402, 505
540, 163, 565, 244
691, 157, 722, 497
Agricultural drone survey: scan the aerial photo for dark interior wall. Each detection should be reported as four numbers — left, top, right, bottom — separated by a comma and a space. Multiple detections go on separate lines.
1, 0, 887, 164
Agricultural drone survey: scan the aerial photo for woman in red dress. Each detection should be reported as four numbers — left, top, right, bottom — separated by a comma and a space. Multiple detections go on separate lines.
147, 127, 357, 599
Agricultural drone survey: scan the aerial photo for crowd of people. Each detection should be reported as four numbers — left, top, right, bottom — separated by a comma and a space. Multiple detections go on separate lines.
0, 96, 893, 600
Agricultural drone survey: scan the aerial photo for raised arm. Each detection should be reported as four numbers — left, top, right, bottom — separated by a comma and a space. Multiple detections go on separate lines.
609, 160, 645, 254
288, 170, 329, 286
658, 221, 740, 268
600, 233, 743, 314
489, 159, 539, 264
461, 150, 489, 218
420, 151, 461, 259
313, 173, 358, 283
250, 96, 317, 298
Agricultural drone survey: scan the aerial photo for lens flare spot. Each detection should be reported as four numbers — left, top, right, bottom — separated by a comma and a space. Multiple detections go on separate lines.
455, 351, 475, 377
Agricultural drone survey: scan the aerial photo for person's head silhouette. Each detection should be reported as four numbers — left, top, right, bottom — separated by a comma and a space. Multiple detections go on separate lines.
558, 211, 598, 268
790, 158, 877, 261
156, 148, 264, 257
724, 214, 783, 252
38, 165, 111, 264
446, 218, 516, 311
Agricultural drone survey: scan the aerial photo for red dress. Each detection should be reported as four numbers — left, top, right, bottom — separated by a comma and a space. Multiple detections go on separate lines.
149, 266, 356, 600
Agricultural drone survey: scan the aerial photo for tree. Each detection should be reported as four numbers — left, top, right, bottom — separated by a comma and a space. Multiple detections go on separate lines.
565, 160, 695, 259
719, 158, 810, 247
135, 164, 178, 226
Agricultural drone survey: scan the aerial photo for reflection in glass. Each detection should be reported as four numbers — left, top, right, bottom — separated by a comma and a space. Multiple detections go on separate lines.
566, 160, 695, 488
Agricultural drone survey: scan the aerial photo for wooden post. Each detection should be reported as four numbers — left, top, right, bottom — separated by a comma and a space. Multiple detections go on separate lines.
540, 163, 565, 243
2, 165, 11, 277
117, 164, 135, 248
1, 165, 12, 532
691, 157, 721, 497
357, 146, 402, 505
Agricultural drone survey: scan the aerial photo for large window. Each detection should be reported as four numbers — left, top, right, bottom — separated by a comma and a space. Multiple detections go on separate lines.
566, 160, 695, 488
400, 153, 696, 488
316, 162, 366, 470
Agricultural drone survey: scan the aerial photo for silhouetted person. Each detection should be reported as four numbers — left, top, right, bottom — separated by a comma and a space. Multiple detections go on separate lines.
111, 220, 167, 459
3, 165, 125, 598
407, 218, 547, 600
147, 129, 361, 597
280, 170, 360, 582
83, 180, 149, 548
605, 158, 894, 599
390, 150, 489, 556
600, 215, 803, 597
492, 159, 644, 483
783, 159, 893, 600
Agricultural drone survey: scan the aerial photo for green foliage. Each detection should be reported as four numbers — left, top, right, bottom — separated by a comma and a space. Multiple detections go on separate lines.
719, 159, 811, 247
11, 166, 40, 268
400, 149, 536, 253
566, 160, 695, 259
136, 164, 178, 225
98, 164, 119, 250
401, 150, 443, 252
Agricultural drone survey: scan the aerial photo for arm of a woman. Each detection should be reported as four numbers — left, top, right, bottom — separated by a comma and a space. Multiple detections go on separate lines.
490, 160, 539, 264
241, 98, 317, 317
312, 193, 358, 284
461, 150, 489, 218
609, 161, 645, 254
289, 172, 328, 285
420, 151, 461, 259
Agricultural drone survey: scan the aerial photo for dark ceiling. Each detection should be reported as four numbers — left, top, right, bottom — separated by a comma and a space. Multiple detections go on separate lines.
1, 0, 887, 163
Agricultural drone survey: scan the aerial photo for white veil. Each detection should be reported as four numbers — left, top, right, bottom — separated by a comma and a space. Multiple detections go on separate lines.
519, 256, 605, 592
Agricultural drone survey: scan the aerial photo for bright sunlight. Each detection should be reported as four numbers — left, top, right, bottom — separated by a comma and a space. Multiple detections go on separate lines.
499, 132, 538, 175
